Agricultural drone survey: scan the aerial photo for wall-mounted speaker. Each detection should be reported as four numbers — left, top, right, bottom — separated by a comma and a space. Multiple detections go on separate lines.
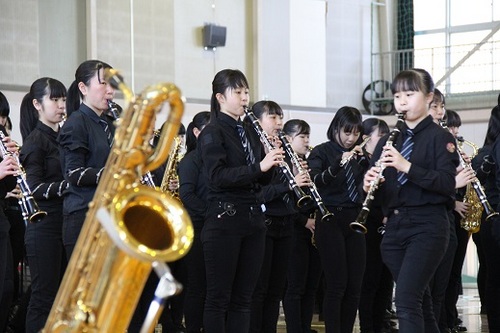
203, 24, 227, 49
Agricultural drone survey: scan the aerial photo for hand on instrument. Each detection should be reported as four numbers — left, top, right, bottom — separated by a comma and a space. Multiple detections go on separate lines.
363, 166, 383, 193
305, 218, 315, 233
380, 145, 411, 174
294, 171, 311, 187
455, 167, 475, 189
168, 179, 179, 192
460, 150, 472, 165
292, 158, 309, 176
0, 155, 19, 179
260, 148, 285, 172
5, 185, 21, 199
2, 136, 19, 155
454, 200, 471, 219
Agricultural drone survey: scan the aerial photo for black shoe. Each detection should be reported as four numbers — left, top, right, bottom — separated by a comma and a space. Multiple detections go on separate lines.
453, 325, 467, 332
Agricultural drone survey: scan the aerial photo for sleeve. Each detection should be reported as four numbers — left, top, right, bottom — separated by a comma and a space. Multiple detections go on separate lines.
406, 130, 458, 196
259, 169, 291, 202
58, 119, 104, 187
199, 126, 263, 188
21, 146, 68, 200
308, 145, 343, 188
178, 155, 206, 216
472, 146, 495, 182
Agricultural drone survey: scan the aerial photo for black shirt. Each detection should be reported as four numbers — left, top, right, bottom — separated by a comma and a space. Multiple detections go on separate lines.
198, 112, 272, 205
58, 104, 115, 214
308, 140, 366, 207
371, 115, 458, 211
20, 121, 67, 213
178, 149, 208, 223
479, 143, 500, 208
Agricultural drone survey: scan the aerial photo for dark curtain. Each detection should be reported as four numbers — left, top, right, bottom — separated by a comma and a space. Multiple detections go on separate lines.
397, 0, 414, 71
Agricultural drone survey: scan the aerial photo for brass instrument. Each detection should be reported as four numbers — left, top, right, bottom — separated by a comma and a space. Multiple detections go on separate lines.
107, 100, 156, 187
456, 136, 498, 233
350, 113, 406, 234
278, 131, 334, 222
43, 69, 193, 333
0, 131, 47, 223
339, 136, 371, 167
244, 107, 313, 208
160, 136, 184, 198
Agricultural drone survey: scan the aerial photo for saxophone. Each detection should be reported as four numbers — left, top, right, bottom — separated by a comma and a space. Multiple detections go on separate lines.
43, 69, 193, 333
160, 136, 183, 198
457, 137, 487, 233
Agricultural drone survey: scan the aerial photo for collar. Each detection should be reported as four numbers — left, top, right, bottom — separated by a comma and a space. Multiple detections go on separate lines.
80, 103, 105, 124
218, 112, 240, 129
404, 115, 433, 135
36, 121, 59, 139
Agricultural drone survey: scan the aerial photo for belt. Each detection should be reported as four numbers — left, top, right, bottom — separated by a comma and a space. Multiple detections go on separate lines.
216, 201, 266, 218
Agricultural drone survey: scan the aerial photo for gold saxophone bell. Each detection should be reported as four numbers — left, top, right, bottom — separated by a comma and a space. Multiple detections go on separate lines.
43, 69, 193, 333
110, 185, 192, 261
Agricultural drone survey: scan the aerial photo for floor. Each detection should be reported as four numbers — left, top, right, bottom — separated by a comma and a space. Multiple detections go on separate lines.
276, 286, 489, 333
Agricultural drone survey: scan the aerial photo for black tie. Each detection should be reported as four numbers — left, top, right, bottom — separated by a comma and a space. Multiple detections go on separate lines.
236, 123, 255, 165
99, 118, 113, 146
345, 161, 359, 202
397, 129, 414, 185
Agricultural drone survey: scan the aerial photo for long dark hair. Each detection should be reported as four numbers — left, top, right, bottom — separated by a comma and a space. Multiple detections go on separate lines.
0, 92, 10, 118
484, 105, 500, 146
327, 106, 363, 144
186, 111, 210, 153
66, 60, 112, 117
20, 77, 67, 140
210, 69, 249, 121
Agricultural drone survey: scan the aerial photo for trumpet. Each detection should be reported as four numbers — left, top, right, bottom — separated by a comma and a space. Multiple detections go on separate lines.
339, 136, 371, 167
0, 131, 47, 223
350, 113, 406, 234
278, 131, 334, 222
244, 107, 313, 208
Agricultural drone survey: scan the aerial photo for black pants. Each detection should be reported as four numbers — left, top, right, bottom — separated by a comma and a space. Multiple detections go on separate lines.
315, 206, 366, 333
429, 210, 458, 332
443, 211, 469, 329
250, 215, 293, 333
202, 202, 266, 333
382, 206, 449, 333
62, 210, 87, 260
359, 207, 394, 333
480, 214, 500, 332
6, 205, 25, 302
25, 212, 66, 333
283, 222, 322, 333
184, 222, 206, 333
0, 215, 14, 333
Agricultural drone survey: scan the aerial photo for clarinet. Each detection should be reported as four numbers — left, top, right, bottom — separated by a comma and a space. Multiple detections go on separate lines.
278, 131, 334, 222
0, 132, 47, 223
244, 107, 313, 208
350, 112, 406, 234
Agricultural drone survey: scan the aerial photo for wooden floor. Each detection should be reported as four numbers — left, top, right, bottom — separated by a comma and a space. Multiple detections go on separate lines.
277, 286, 489, 333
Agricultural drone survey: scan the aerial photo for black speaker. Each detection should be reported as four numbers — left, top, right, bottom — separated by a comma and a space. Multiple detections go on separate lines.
203, 24, 227, 49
